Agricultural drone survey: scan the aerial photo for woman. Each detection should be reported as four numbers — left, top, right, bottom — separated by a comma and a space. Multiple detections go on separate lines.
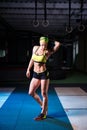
26, 36, 60, 120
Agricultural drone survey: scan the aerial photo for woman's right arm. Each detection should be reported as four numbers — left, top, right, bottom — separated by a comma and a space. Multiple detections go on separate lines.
26, 58, 34, 78
26, 46, 35, 78
26, 45, 39, 78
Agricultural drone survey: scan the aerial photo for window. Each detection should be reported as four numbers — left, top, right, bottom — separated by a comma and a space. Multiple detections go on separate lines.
73, 41, 79, 63
0, 50, 6, 58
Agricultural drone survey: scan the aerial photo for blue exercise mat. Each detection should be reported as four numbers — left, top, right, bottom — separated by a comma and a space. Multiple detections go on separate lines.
0, 86, 73, 130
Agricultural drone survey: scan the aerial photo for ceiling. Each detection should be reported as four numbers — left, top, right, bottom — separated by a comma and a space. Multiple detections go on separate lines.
0, 0, 87, 37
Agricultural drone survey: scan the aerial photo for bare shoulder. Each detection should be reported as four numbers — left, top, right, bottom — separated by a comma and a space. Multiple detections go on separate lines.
33, 46, 39, 53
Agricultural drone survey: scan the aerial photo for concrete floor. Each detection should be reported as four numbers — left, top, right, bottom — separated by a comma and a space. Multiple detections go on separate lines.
55, 87, 87, 130
0, 87, 15, 108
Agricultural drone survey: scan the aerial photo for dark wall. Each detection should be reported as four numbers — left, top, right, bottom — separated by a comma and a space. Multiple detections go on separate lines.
75, 31, 87, 73
8, 37, 32, 65
0, 31, 32, 66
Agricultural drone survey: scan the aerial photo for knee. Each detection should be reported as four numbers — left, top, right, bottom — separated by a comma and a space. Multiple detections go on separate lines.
41, 91, 47, 98
28, 91, 34, 97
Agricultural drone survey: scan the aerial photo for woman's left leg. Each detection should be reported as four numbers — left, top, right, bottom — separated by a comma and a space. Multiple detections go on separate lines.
41, 79, 50, 115
34, 79, 49, 120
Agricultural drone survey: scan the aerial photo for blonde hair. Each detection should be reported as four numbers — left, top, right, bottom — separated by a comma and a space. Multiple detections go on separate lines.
40, 36, 49, 43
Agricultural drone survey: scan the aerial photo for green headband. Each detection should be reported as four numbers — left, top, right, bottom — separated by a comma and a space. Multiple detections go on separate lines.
40, 37, 49, 43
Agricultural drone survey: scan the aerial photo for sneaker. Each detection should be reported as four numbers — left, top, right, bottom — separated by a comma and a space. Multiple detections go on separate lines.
34, 113, 46, 121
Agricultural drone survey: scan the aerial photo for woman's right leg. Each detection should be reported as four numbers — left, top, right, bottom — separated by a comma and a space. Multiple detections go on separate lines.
28, 78, 42, 107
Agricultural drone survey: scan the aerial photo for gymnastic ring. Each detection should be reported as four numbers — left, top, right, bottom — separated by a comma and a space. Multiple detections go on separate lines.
78, 24, 85, 32
33, 20, 39, 27
66, 26, 73, 33
42, 20, 49, 27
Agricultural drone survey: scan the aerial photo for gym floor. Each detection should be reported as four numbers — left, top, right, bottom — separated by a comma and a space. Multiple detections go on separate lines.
0, 71, 87, 130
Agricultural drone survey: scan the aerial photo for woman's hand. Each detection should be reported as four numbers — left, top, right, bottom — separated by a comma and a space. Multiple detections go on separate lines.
26, 70, 30, 78
26, 58, 34, 78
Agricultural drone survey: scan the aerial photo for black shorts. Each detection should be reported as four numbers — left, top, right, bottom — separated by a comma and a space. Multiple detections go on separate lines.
33, 70, 49, 79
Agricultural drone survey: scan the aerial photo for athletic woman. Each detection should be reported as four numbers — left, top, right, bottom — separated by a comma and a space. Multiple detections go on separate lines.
26, 36, 60, 120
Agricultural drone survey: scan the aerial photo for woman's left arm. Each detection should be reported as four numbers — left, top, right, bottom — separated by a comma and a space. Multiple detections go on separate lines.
46, 40, 61, 58
53, 41, 61, 53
